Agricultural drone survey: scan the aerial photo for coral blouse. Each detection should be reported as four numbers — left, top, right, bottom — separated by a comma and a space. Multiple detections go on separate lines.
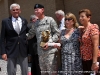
80, 24, 100, 60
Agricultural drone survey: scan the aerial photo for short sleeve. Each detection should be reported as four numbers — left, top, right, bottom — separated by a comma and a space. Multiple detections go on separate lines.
90, 24, 99, 36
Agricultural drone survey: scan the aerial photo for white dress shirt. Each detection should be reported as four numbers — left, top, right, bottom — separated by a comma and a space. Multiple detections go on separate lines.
59, 17, 65, 31
12, 16, 22, 30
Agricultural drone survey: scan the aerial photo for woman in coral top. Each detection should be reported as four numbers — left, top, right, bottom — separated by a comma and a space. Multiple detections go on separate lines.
79, 9, 100, 75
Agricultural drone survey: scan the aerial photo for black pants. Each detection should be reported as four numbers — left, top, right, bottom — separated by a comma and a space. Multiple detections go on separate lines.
31, 54, 41, 75
82, 57, 100, 75
82, 60, 92, 75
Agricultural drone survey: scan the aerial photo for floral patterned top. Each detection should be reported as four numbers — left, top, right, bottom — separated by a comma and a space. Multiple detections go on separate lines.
80, 24, 100, 60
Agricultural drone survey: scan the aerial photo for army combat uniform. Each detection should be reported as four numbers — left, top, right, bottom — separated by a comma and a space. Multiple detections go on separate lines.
28, 16, 60, 75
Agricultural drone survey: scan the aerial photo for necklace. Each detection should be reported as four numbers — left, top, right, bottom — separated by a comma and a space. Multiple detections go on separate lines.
83, 24, 91, 32
83, 27, 88, 33
83, 29, 86, 32
66, 27, 74, 30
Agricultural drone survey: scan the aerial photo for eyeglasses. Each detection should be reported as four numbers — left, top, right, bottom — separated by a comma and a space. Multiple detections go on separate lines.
12, 9, 19, 11
65, 18, 73, 21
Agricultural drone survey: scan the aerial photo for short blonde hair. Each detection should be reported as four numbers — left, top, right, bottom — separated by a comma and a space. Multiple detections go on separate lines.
65, 12, 79, 28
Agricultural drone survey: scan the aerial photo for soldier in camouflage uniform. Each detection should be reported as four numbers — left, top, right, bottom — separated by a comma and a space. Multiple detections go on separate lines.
27, 4, 60, 75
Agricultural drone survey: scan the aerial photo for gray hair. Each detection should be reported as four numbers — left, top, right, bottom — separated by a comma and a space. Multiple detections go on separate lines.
30, 15, 37, 21
55, 10, 65, 17
10, 3, 20, 10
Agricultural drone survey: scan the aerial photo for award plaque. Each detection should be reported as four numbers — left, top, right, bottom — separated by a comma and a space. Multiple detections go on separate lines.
40, 30, 50, 47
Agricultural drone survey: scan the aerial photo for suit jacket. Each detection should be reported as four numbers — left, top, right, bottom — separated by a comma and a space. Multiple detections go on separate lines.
27, 22, 37, 55
1, 16, 29, 58
28, 35, 37, 55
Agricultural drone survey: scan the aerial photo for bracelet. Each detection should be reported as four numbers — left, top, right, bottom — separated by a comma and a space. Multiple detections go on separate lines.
92, 62, 97, 64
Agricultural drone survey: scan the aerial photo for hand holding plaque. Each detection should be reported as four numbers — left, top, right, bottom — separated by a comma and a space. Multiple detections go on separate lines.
40, 30, 50, 47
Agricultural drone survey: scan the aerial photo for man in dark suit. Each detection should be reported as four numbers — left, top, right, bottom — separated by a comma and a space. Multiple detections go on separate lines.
1, 3, 29, 75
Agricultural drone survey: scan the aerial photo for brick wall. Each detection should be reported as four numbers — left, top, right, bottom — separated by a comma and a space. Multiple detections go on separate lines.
14, 0, 57, 22
0, 0, 100, 25
64, 0, 100, 26
0, 0, 8, 30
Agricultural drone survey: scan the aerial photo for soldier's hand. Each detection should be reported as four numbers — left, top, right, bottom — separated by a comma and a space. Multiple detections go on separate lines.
54, 44, 61, 50
43, 43, 48, 50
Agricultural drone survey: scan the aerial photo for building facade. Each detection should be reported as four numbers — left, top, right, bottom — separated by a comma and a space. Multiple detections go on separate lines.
0, 0, 100, 30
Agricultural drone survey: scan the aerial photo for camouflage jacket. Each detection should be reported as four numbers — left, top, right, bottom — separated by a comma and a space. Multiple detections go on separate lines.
27, 16, 60, 55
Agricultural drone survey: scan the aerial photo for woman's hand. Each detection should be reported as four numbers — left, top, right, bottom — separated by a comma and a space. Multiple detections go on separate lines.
91, 63, 99, 72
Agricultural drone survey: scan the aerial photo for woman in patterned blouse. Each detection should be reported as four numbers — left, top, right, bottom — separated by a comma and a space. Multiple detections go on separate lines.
79, 9, 100, 75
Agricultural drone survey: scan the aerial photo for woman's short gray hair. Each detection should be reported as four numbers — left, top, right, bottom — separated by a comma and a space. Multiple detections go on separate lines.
10, 3, 20, 10
55, 10, 65, 17
30, 15, 37, 21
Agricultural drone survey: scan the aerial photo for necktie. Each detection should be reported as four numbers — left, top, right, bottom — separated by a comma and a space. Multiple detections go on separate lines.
15, 18, 20, 34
